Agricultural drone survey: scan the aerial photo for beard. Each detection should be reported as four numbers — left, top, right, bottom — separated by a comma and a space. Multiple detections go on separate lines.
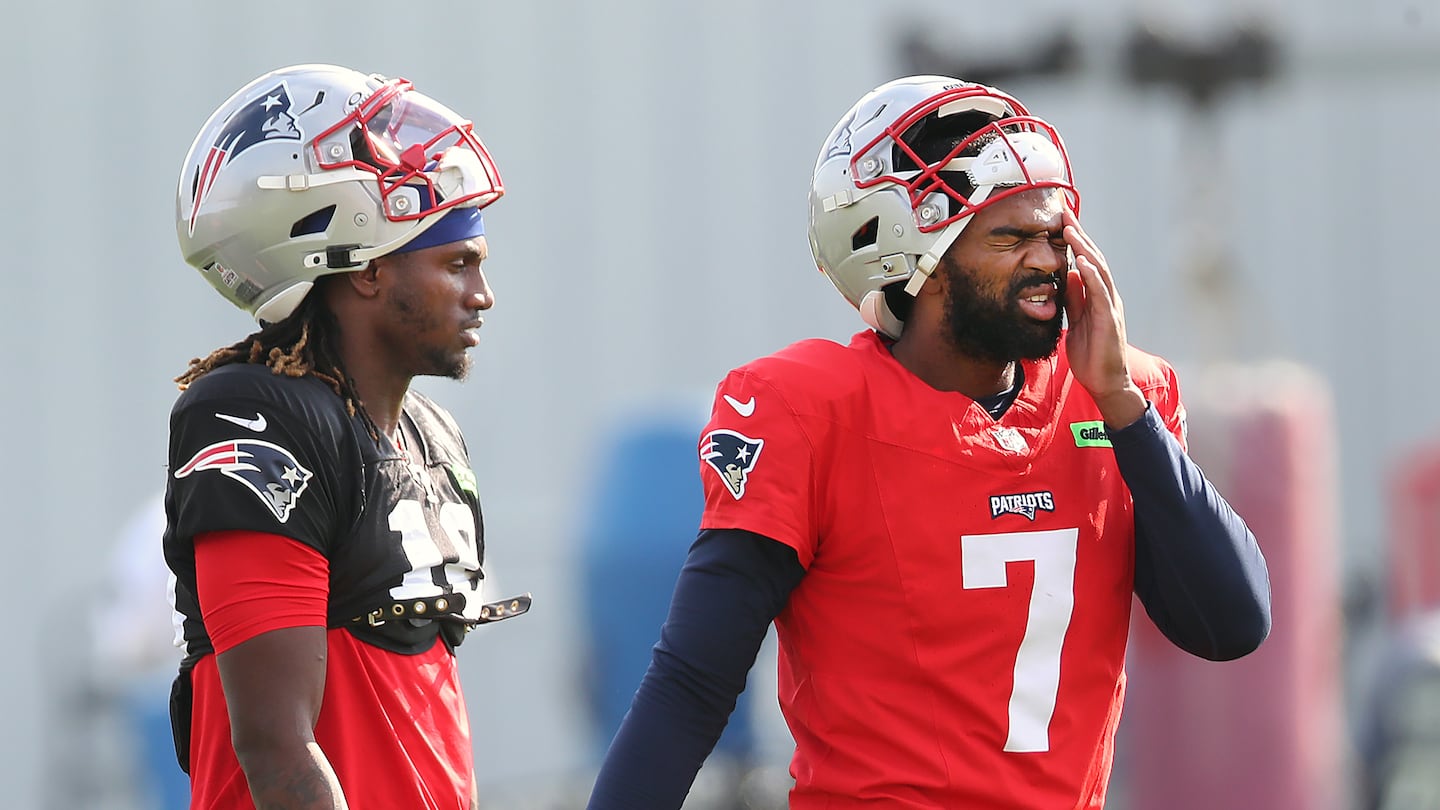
432, 351, 471, 381
941, 262, 1064, 365
387, 288, 472, 381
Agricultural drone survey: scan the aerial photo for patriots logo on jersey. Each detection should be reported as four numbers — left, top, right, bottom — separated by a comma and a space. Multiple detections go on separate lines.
700, 429, 764, 500
174, 439, 314, 523
990, 491, 1056, 521
187, 81, 304, 235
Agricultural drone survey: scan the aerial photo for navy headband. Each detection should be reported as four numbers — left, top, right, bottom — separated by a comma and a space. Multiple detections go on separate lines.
389, 206, 486, 256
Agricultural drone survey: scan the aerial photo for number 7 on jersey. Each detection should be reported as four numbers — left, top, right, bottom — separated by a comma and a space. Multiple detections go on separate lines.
961, 527, 1079, 753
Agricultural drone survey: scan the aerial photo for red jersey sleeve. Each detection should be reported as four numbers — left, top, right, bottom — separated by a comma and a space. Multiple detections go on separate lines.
194, 529, 330, 654
697, 368, 820, 568
1128, 345, 1188, 452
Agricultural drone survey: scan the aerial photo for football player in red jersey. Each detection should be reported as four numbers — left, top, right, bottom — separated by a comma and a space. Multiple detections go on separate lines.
586, 76, 1271, 809
166, 64, 526, 810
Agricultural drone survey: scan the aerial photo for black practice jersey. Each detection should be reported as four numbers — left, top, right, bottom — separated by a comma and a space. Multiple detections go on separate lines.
164, 364, 486, 658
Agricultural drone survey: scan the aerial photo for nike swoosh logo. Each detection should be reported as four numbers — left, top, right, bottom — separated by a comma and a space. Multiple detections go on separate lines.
215, 411, 267, 432
723, 395, 756, 417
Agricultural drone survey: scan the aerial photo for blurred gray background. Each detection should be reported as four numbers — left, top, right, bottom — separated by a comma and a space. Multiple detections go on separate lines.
2, 0, 1439, 808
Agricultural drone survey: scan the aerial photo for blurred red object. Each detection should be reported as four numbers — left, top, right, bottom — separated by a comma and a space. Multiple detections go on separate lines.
1123, 363, 1348, 810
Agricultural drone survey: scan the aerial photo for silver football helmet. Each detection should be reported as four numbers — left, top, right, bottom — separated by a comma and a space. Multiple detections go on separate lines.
808, 76, 1078, 337
176, 64, 505, 323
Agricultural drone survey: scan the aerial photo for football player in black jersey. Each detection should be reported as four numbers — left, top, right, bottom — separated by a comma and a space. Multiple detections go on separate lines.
167, 64, 525, 810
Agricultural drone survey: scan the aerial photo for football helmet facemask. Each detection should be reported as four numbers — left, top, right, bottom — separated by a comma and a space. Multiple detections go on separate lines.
808, 75, 1079, 337
176, 64, 505, 323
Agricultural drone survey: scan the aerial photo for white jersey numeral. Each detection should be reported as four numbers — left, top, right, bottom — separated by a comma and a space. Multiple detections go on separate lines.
961, 527, 1079, 753
387, 498, 481, 600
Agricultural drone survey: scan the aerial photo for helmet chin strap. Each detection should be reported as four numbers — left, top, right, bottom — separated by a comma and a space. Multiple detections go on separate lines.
902, 183, 996, 298
860, 200, 980, 337
870, 183, 997, 335
256, 203, 467, 324
298, 204, 458, 271
256, 167, 373, 192
906, 214, 971, 296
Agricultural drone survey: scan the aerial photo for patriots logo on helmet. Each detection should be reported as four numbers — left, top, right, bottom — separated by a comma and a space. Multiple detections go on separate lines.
825, 108, 859, 161
825, 102, 888, 162
700, 429, 764, 500
187, 81, 304, 235
174, 438, 314, 523
823, 101, 887, 162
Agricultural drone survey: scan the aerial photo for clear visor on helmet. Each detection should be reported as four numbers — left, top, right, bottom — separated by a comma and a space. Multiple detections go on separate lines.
850, 88, 1080, 234
311, 78, 504, 221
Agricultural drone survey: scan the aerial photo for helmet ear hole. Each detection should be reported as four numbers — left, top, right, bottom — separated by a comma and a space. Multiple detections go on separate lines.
852, 217, 880, 252
290, 205, 337, 238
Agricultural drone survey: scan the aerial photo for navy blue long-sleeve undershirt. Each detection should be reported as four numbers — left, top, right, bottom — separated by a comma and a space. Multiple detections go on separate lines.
1117, 404, 1272, 660
585, 402, 1272, 810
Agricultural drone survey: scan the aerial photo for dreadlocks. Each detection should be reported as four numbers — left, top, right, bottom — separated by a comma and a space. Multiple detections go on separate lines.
174, 284, 384, 440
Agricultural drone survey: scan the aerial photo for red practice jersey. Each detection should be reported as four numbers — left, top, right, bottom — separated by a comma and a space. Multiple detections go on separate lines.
188, 629, 473, 810
697, 330, 1187, 809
